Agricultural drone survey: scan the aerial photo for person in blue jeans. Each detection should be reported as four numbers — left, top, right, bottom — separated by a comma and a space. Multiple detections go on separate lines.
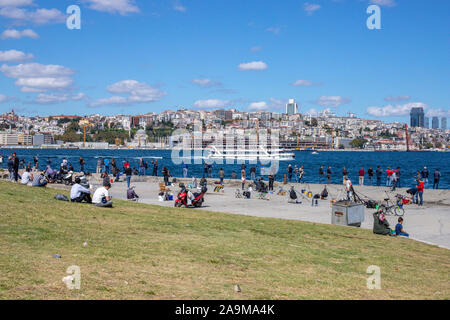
138, 158, 145, 176
287, 165, 293, 182
124, 165, 132, 189
416, 179, 424, 206
104, 158, 110, 174
32, 172, 48, 187
395, 217, 409, 237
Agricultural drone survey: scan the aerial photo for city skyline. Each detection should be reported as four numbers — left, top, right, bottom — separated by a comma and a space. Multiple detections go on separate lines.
0, 0, 449, 121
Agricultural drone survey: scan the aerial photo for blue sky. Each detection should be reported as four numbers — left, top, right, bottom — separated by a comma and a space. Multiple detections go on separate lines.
0, 0, 449, 122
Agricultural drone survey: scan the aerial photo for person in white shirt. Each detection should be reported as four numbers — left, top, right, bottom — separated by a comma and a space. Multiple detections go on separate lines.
391, 171, 398, 191
92, 181, 113, 208
21, 168, 33, 185
345, 177, 353, 201
70, 177, 92, 203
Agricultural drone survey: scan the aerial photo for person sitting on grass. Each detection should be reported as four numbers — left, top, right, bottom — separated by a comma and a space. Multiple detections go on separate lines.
127, 186, 139, 202
31, 172, 48, 187
373, 210, 393, 236
70, 177, 92, 203
21, 168, 33, 186
395, 217, 409, 237
92, 181, 113, 208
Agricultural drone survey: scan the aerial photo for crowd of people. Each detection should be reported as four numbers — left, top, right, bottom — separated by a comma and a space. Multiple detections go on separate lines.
1, 152, 445, 210
1, 152, 444, 241
282, 164, 442, 191
1, 152, 119, 208
1, 153, 444, 191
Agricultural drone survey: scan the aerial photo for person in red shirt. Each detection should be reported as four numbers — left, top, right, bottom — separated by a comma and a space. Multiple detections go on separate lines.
416, 179, 424, 206
386, 167, 393, 187
358, 167, 365, 185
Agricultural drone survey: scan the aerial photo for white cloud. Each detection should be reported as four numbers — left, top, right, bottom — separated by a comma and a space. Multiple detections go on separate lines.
266, 27, 280, 35
250, 46, 263, 52
34, 93, 69, 104
90, 80, 166, 107
1, 29, 39, 40
1, 63, 75, 92
30, 8, 66, 24
192, 78, 222, 88
305, 108, 319, 116
366, 102, 428, 117
370, 0, 396, 7
238, 61, 268, 71
173, 1, 186, 12
90, 96, 128, 107
425, 108, 450, 118
248, 101, 269, 111
72, 93, 88, 101
304, 3, 321, 15
0, 63, 75, 78
0, 6, 66, 24
193, 99, 229, 109
0, 50, 34, 62
291, 80, 323, 87
0, 0, 34, 7
267, 98, 288, 111
0, 93, 12, 103
0, 0, 65, 24
83, 0, 140, 15
16, 77, 73, 92
384, 95, 411, 102
0, 6, 26, 19
315, 96, 351, 107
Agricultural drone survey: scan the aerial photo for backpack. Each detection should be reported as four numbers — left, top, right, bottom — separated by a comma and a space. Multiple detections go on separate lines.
55, 194, 69, 202
290, 189, 297, 200
366, 200, 377, 209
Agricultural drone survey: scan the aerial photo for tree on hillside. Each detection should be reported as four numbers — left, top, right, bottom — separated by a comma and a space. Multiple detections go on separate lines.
350, 138, 368, 149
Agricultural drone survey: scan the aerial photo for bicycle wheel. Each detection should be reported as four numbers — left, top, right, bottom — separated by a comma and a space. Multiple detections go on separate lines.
384, 206, 394, 216
394, 206, 405, 216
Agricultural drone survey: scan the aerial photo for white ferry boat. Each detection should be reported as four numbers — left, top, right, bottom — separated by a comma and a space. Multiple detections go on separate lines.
206, 145, 295, 161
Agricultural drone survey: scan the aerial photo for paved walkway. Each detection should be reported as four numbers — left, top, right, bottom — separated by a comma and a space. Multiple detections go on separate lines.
107, 179, 450, 249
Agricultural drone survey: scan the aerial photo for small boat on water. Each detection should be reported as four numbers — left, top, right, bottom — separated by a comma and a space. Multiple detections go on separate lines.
206, 145, 295, 161
312, 151, 319, 155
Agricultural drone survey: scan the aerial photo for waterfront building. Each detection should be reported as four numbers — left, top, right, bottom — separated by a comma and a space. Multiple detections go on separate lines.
410, 107, 425, 128
33, 133, 55, 146
432, 117, 439, 129
442, 117, 447, 131
18, 134, 33, 145
0, 132, 19, 145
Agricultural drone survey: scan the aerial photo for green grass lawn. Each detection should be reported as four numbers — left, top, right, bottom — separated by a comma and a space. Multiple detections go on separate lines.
0, 180, 448, 300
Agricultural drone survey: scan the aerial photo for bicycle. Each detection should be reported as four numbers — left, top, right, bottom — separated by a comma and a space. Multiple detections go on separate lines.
378, 203, 405, 216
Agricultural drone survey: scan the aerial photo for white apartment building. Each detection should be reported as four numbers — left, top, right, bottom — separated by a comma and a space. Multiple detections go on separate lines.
0, 132, 19, 145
